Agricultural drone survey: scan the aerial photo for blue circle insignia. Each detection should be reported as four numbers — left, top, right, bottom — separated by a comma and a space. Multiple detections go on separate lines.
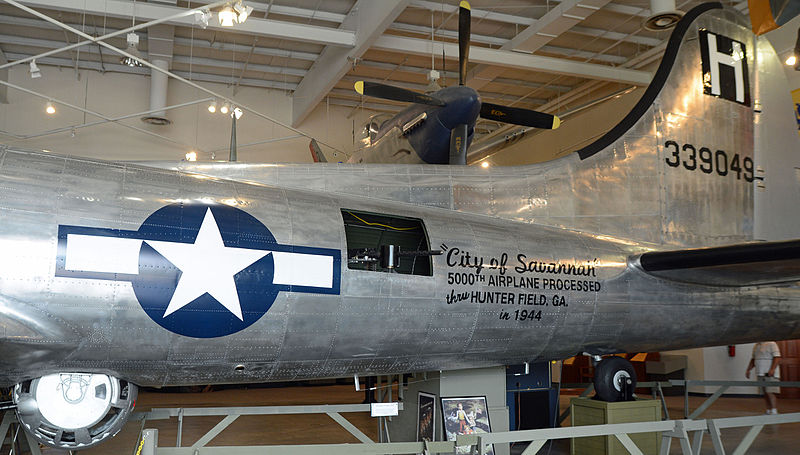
131, 203, 279, 338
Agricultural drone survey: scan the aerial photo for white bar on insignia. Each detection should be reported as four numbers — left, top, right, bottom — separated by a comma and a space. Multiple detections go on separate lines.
271, 252, 333, 288
65, 234, 142, 274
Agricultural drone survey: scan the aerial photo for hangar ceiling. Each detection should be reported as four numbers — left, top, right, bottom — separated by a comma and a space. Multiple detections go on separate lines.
0, 0, 752, 156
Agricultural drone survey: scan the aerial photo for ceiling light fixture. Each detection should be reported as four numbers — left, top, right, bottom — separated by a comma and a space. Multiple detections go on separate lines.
786, 55, 797, 66
195, 9, 212, 29
232, 107, 243, 119
120, 33, 144, 67
643, 0, 683, 31
208, 100, 217, 113
480, 161, 490, 168
220, 102, 230, 115
45, 101, 55, 115
185, 151, 198, 161
218, 4, 236, 26
793, 28, 800, 71
234, 1, 254, 23
29, 60, 41, 79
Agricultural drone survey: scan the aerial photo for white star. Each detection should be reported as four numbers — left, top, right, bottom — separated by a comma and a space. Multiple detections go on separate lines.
145, 208, 269, 321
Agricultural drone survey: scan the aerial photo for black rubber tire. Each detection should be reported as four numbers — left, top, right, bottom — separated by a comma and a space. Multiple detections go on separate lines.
593, 356, 637, 402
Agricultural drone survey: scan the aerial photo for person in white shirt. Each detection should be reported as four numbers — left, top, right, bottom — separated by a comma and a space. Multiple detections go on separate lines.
745, 341, 781, 414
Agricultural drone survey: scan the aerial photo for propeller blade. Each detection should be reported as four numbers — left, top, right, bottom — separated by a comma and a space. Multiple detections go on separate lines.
354, 81, 445, 106
449, 124, 468, 165
458, 1, 471, 86
480, 102, 561, 129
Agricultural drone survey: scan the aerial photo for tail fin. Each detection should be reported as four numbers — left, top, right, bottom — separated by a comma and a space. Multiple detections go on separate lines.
525, 3, 800, 247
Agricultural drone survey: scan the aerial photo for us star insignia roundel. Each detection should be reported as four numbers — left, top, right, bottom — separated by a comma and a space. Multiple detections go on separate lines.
55, 203, 341, 338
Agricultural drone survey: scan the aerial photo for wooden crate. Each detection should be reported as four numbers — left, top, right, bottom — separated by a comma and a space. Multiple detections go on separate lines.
570, 397, 661, 455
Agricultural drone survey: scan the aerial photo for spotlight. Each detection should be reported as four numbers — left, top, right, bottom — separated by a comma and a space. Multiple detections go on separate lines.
45, 101, 55, 115
208, 101, 217, 113
234, 1, 254, 23
786, 55, 797, 66
29, 60, 41, 79
185, 151, 198, 161
232, 107, 243, 119
480, 161, 490, 168
120, 33, 144, 67
793, 27, 800, 71
220, 102, 230, 114
194, 9, 212, 29
218, 4, 236, 26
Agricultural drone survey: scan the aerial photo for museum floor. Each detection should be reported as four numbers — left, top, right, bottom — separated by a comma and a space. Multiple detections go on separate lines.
29, 383, 800, 454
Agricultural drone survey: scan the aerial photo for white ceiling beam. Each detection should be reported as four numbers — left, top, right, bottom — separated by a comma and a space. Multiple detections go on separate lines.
373, 35, 652, 86
15, 0, 355, 47
0, 14, 322, 61
384, 23, 627, 64
411, 1, 654, 24
409, 0, 535, 26
508, 0, 612, 52
171, 55, 306, 77
173, 71, 297, 91
603, 3, 649, 17
291, 0, 409, 127
356, 60, 573, 93
570, 26, 662, 47
186, 0, 347, 24
0, 33, 307, 78
466, 0, 609, 92
391, 21, 661, 49
3, 51, 300, 91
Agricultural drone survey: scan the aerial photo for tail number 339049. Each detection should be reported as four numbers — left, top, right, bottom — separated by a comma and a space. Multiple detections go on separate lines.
663, 140, 754, 182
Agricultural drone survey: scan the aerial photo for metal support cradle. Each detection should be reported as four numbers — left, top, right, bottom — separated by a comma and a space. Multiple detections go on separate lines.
128, 411, 800, 454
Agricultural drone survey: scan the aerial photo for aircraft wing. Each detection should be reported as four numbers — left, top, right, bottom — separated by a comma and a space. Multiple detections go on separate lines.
635, 239, 800, 287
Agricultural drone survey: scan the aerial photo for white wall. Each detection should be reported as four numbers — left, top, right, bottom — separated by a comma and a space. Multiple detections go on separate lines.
666, 345, 759, 395
0, 64, 373, 163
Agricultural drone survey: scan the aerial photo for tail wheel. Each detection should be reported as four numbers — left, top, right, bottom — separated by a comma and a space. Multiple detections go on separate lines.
593, 356, 637, 402
13, 373, 137, 450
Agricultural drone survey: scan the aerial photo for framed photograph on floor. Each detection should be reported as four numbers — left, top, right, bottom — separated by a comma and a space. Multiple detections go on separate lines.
440, 396, 493, 455
417, 392, 436, 443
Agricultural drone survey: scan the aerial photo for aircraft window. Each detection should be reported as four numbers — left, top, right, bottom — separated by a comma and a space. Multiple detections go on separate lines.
341, 209, 435, 276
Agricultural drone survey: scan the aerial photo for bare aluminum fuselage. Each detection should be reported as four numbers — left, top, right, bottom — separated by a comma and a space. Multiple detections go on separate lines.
1, 6, 800, 387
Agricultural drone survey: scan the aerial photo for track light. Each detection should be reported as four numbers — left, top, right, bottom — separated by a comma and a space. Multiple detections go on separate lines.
218, 4, 236, 26
29, 60, 41, 79
232, 107, 243, 119
195, 9, 212, 29
208, 101, 217, 113
45, 101, 55, 115
234, 1, 253, 23
220, 102, 230, 114
219, 1, 252, 27
120, 33, 144, 67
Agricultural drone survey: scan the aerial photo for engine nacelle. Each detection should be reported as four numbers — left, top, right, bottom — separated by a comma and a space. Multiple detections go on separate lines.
13, 373, 137, 450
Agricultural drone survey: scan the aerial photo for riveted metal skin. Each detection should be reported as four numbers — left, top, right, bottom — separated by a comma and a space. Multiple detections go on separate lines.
1, 6, 799, 394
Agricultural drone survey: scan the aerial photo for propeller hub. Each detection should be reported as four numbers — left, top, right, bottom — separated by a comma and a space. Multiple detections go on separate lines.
434, 86, 480, 129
